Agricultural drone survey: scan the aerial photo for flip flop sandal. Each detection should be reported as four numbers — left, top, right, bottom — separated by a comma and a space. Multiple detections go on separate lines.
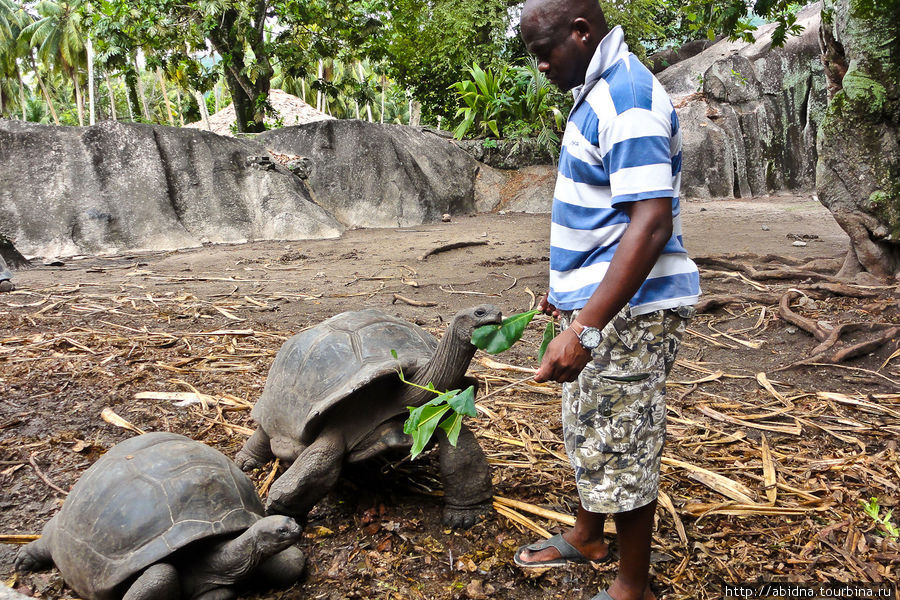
513, 533, 612, 568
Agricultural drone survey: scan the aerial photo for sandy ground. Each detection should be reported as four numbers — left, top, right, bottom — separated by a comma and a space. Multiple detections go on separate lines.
2, 195, 899, 600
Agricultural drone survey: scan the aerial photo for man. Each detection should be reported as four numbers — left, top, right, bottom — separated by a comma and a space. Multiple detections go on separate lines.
515, 1, 700, 599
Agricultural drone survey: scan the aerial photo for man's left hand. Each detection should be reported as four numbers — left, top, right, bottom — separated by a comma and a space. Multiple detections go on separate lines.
534, 328, 591, 383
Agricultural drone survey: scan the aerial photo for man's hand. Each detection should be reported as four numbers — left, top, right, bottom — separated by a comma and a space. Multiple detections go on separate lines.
538, 294, 560, 318
534, 327, 591, 383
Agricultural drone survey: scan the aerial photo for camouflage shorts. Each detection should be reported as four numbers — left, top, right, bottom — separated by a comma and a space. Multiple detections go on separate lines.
560, 305, 692, 514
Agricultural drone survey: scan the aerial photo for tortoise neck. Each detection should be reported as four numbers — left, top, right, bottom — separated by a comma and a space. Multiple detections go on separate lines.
404, 329, 475, 406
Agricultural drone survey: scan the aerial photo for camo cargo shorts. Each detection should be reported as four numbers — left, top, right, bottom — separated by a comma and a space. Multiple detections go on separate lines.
560, 305, 693, 514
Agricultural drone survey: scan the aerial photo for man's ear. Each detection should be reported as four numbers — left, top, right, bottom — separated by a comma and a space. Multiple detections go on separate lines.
572, 17, 591, 41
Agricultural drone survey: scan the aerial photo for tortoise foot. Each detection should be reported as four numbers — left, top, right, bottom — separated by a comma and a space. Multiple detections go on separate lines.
14, 546, 49, 573
443, 503, 490, 530
234, 449, 266, 471
0, 280, 14, 293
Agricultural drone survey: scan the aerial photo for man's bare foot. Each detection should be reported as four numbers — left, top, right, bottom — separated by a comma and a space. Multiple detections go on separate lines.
516, 530, 610, 565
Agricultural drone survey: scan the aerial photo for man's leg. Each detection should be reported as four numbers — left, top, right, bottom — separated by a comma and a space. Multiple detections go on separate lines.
515, 504, 610, 563
607, 500, 657, 600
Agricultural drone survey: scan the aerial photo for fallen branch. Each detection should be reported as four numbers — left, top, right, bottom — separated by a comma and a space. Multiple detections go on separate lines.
391, 294, 437, 307
28, 453, 68, 496
418, 241, 488, 261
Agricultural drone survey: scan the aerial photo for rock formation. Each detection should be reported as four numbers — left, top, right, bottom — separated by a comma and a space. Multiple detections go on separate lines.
0, 119, 342, 258
657, 3, 827, 199
257, 120, 479, 228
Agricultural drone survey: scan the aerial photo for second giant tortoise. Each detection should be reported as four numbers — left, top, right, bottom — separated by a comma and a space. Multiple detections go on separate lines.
236, 305, 502, 528
16, 432, 305, 600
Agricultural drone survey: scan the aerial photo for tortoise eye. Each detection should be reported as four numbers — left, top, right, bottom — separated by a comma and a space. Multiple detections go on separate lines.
475, 309, 486, 317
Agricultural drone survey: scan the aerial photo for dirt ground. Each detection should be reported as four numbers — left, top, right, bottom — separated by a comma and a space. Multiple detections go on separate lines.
1, 194, 898, 600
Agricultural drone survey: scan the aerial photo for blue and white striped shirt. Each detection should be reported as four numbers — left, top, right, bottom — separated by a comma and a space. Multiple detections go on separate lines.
548, 26, 700, 314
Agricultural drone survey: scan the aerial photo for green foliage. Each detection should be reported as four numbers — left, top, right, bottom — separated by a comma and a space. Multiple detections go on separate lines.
450, 59, 564, 149
859, 497, 900, 540
401, 310, 556, 459
471, 309, 540, 355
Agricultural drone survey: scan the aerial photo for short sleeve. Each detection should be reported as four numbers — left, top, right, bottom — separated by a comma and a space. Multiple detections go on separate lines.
598, 108, 675, 207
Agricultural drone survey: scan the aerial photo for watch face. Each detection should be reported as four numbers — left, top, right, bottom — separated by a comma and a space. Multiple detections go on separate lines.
580, 327, 602, 349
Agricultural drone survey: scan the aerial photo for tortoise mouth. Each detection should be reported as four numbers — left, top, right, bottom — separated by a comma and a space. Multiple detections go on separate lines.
472, 305, 503, 327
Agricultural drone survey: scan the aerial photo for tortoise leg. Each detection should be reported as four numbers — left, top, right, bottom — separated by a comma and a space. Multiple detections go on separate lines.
266, 430, 345, 519
235, 427, 275, 471
438, 424, 493, 529
245, 545, 306, 590
15, 515, 57, 572
121, 563, 181, 600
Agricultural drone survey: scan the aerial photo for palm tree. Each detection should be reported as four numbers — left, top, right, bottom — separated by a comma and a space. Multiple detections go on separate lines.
20, 0, 87, 125
0, 0, 32, 118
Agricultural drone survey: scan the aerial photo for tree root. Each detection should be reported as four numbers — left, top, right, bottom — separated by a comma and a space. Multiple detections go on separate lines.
695, 255, 846, 283
695, 284, 878, 314
777, 290, 900, 368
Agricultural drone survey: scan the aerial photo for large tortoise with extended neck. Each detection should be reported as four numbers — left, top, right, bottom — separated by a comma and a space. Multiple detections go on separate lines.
15, 432, 305, 600
236, 305, 501, 528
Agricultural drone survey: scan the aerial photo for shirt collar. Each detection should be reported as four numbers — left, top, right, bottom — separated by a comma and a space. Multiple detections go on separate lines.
571, 26, 629, 102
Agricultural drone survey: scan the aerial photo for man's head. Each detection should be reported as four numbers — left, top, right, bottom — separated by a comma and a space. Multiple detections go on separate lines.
520, 0, 609, 91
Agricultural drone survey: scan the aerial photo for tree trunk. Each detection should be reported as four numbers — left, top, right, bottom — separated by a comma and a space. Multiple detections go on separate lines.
193, 90, 211, 130
157, 68, 175, 126
28, 53, 59, 125
134, 56, 150, 121
176, 86, 184, 126
105, 74, 117, 121
73, 76, 84, 126
87, 37, 95, 125
816, 0, 900, 280
17, 71, 27, 120
206, 7, 270, 132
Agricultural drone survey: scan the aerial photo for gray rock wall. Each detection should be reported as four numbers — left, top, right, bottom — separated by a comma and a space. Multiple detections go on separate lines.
258, 121, 479, 229
0, 120, 342, 258
658, 3, 826, 199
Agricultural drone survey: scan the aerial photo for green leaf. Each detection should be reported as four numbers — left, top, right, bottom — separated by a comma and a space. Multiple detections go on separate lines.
404, 388, 460, 434
538, 319, 556, 362
438, 411, 463, 446
447, 385, 476, 417
408, 404, 453, 459
471, 309, 540, 354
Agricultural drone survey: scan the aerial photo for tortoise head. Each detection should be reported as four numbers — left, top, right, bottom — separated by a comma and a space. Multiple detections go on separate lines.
448, 304, 503, 346
248, 515, 303, 556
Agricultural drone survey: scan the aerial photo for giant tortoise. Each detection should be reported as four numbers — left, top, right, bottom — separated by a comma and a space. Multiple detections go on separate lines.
15, 432, 305, 600
0, 255, 12, 292
236, 304, 502, 528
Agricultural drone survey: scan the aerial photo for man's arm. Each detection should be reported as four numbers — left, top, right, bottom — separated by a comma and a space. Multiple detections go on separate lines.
534, 196, 673, 383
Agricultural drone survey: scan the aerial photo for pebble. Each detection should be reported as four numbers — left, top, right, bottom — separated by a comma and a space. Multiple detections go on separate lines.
785, 326, 798, 334
792, 240, 807, 247
761, 225, 770, 231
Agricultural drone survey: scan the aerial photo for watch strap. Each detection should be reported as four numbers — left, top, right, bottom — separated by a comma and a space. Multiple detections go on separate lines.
569, 319, 586, 336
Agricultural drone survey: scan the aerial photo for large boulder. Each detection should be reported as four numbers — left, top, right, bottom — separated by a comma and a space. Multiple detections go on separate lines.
257, 121, 480, 228
0, 119, 342, 258
658, 3, 827, 199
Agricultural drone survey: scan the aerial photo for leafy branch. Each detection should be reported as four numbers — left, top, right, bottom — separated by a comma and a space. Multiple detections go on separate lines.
400, 310, 556, 459
860, 497, 900, 540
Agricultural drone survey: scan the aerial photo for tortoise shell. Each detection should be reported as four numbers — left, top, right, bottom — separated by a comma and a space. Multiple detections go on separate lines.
252, 309, 437, 448
47, 432, 263, 600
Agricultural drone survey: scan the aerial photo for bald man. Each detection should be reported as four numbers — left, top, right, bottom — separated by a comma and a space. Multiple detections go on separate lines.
515, 2, 700, 599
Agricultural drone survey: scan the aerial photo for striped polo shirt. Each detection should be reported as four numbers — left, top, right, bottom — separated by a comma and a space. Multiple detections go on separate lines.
548, 26, 700, 315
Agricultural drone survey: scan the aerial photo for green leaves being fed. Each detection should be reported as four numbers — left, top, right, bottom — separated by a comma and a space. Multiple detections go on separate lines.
403, 386, 475, 458
471, 309, 556, 359
400, 308, 555, 460
471, 309, 540, 354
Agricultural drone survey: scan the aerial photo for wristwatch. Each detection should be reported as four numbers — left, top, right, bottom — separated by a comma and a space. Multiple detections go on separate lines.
569, 319, 602, 350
